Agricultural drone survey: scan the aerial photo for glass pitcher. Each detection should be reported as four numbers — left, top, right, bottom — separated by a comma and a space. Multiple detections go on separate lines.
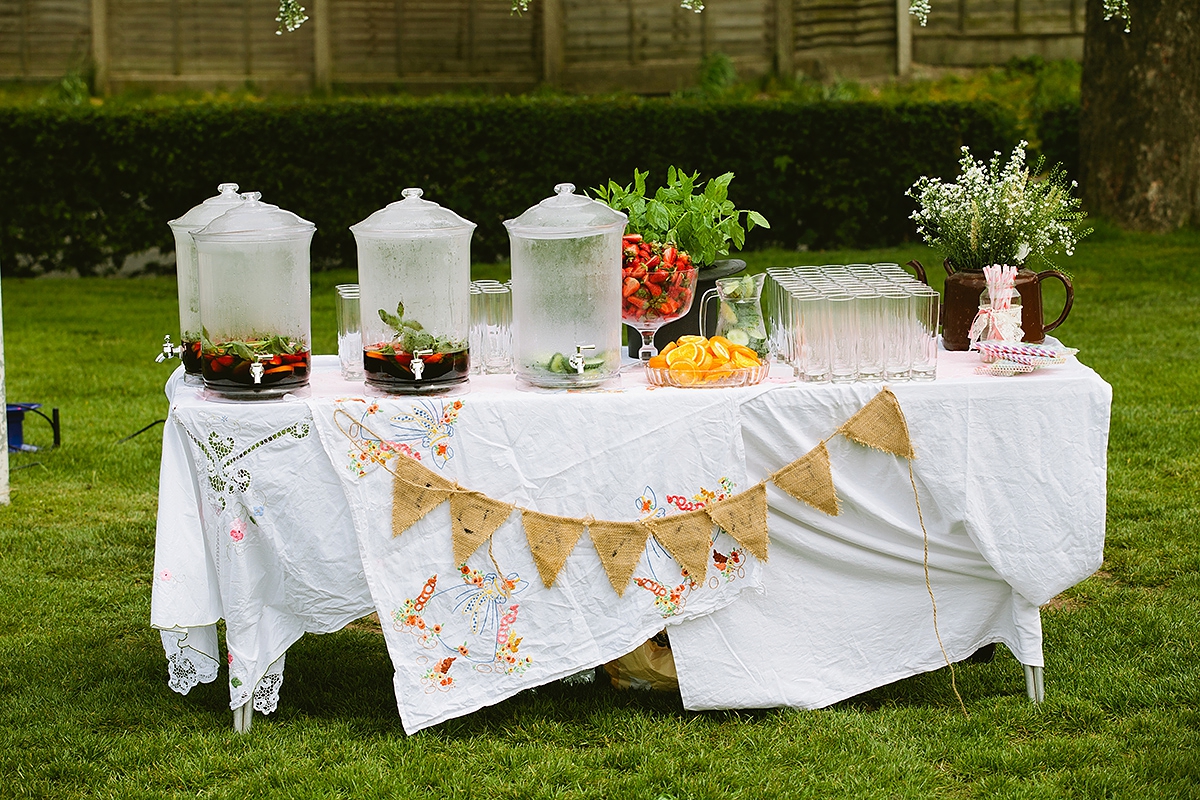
700, 273, 769, 358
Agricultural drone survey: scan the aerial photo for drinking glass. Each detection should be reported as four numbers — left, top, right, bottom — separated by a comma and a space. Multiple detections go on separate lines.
468, 283, 484, 375
796, 290, 831, 383
482, 283, 513, 374
335, 284, 363, 381
882, 289, 913, 381
850, 288, 884, 382
911, 286, 940, 381
827, 293, 858, 383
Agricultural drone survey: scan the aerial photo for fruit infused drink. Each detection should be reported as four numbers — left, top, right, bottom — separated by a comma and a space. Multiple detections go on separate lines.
200, 334, 311, 398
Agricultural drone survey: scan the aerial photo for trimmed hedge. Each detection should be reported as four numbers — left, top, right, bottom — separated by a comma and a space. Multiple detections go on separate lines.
0, 97, 1018, 276
1038, 103, 1080, 184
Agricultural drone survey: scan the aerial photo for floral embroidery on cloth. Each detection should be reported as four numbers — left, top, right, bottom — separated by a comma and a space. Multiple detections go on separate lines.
633, 478, 740, 618
389, 399, 464, 469
339, 398, 463, 475
391, 565, 532, 693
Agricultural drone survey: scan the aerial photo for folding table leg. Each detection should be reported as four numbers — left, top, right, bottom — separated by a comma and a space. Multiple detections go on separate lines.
1023, 664, 1045, 704
233, 702, 253, 733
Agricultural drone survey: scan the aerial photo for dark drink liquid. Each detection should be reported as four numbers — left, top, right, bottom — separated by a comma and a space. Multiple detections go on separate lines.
202, 349, 311, 399
181, 339, 203, 376
364, 346, 469, 393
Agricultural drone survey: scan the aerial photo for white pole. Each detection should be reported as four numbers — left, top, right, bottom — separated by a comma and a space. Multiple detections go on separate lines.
0, 273, 9, 505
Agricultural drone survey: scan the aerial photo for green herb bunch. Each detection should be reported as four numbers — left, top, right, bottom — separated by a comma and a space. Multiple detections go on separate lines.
201, 330, 305, 359
593, 167, 769, 267
907, 141, 1091, 272
378, 299, 461, 355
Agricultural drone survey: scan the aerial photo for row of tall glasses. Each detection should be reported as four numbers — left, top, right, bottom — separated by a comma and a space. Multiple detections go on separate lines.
469, 280, 513, 375
766, 264, 940, 383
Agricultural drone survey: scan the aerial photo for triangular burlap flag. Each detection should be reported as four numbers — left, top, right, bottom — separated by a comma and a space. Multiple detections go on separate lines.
391, 456, 455, 536
705, 483, 769, 562
522, 510, 587, 588
771, 442, 840, 516
645, 509, 714, 582
450, 492, 513, 564
587, 520, 651, 597
837, 388, 915, 459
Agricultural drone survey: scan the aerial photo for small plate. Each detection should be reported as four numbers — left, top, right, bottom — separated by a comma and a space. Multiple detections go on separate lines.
645, 363, 770, 388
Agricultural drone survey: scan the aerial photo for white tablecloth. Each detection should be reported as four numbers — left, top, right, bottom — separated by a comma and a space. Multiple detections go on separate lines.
151, 349, 1110, 727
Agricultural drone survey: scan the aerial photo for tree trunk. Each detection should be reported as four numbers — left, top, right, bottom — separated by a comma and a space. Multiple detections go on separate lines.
1079, 0, 1200, 230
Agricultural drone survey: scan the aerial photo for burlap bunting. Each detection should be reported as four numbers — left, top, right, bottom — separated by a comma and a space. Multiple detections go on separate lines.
771, 441, 840, 516
587, 520, 651, 596
377, 388, 921, 593
706, 482, 769, 562
391, 456, 456, 537
645, 509, 715, 583
450, 492, 514, 564
837, 388, 915, 459
522, 510, 587, 588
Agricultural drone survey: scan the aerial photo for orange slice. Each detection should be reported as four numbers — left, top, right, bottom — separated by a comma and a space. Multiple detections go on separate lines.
673, 368, 705, 387
678, 335, 708, 346
660, 340, 678, 356
666, 342, 702, 367
729, 344, 760, 362
709, 335, 733, 349
708, 338, 731, 363
732, 351, 760, 369
647, 354, 669, 369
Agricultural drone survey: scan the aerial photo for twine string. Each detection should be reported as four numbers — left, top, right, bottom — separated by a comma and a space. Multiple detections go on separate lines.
910, 459, 968, 717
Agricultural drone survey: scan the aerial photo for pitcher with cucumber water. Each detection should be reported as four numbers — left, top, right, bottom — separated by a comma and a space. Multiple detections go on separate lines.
701, 273, 769, 359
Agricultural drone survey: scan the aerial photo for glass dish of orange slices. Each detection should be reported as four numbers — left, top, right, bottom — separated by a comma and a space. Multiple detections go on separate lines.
643, 335, 770, 388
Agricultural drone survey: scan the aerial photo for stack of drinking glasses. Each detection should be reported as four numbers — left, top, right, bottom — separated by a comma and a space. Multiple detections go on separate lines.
335, 283, 364, 381
469, 280, 513, 375
766, 264, 940, 383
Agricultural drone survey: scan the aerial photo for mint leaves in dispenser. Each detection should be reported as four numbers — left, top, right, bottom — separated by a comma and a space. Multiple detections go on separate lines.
164, 183, 245, 383
504, 183, 627, 388
191, 193, 315, 399
350, 188, 476, 393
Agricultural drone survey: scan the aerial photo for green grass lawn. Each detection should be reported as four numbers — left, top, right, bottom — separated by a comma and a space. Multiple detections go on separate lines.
1, 229, 1198, 798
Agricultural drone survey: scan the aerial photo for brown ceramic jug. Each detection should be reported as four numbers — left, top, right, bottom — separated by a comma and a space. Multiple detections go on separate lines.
921, 261, 1074, 351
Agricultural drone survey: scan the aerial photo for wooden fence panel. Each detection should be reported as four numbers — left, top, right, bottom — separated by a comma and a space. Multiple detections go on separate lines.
0, 0, 90, 78
0, 0, 1085, 89
794, 0, 895, 79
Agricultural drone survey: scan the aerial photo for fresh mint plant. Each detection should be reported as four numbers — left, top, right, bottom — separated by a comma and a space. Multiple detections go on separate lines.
378, 299, 461, 354
593, 167, 769, 266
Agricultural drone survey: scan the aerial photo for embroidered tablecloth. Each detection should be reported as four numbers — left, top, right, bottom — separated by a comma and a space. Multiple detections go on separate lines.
151, 348, 1110, 729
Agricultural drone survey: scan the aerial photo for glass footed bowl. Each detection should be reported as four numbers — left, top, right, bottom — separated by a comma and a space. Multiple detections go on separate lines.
645, 362, 770, 389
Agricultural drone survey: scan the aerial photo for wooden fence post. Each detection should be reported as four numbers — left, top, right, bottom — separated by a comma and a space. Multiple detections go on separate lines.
91, 0, 110, 95
314, 0, 333, 92
775, 0, 795, 80
542, 0, 564, 87
896, 0, 912, 77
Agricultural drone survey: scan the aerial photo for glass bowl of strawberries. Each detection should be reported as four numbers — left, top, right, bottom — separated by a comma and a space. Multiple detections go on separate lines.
621, 234, 700, 362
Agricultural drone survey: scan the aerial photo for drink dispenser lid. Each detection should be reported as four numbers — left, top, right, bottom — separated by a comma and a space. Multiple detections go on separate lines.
503, 183, 627, 239
350, 187, 476, 238
192, 192, 315, 243
168, 182, 246, 232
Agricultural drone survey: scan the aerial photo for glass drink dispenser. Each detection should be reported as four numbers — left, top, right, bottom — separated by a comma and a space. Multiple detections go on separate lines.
191, 193, 315, 399
504, 183, 627, 388
162, 183, 245, 383
350, 188, 476, 393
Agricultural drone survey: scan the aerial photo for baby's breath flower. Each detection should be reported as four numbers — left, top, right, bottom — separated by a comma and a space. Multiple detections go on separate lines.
906, 142, 1091, 272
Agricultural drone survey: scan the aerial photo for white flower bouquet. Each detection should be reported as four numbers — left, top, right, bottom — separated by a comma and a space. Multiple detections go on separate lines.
907, 141, 1091, 272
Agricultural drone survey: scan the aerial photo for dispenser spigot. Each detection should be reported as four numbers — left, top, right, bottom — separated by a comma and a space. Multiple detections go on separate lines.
411, 349, 435, 381
156, 334, 183, 363
248, 357, 270, 383
569, 344, 596, 375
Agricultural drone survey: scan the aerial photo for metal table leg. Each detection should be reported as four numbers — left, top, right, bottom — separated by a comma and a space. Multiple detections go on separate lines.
1023, 664, 1045, 704
233, 702, 253, 733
